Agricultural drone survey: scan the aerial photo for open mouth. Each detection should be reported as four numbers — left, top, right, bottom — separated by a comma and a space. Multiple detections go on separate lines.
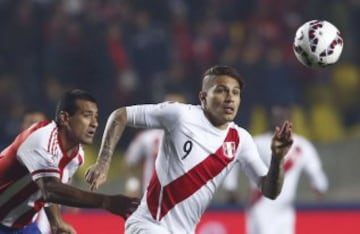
87, 130, 96, 137
224, 106, 234, 114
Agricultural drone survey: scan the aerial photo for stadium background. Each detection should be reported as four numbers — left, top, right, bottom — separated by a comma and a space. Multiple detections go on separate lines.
0, 0, 359, 233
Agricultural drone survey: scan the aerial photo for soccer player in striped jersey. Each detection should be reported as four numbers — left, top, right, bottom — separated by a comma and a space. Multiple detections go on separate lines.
0, 89, 139, 234
85, 65, 294, 234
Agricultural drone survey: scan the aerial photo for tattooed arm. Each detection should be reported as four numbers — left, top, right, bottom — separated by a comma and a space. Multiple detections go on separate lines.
85, 107, 128, 191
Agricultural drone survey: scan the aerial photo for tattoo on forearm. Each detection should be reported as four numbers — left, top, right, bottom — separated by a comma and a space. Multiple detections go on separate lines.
98, 113, 126, 165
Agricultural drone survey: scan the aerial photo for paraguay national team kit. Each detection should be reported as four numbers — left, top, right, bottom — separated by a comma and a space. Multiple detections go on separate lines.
0, 121, 84, 230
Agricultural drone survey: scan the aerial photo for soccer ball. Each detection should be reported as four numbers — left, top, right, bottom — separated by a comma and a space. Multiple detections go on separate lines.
293, 20, 343, 68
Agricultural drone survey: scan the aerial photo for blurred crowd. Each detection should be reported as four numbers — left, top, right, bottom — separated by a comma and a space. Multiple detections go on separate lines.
0, 0, 360, 149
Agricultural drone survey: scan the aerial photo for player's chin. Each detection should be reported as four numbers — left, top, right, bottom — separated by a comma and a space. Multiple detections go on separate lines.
81, 136, 95, 145
223, 113, 236, 122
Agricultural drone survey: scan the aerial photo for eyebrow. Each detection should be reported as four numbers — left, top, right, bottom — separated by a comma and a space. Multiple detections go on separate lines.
81, 109, 97, 114
215, 84, 241, 89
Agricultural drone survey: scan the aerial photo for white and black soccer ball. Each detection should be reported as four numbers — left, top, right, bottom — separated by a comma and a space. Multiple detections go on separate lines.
293, 20, 343, 68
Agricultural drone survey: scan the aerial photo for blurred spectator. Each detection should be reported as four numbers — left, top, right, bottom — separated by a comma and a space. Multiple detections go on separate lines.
0, 0, 359, 148
129, 9, 170, 101
223, 105, 329, 234
21, 109, 47, 130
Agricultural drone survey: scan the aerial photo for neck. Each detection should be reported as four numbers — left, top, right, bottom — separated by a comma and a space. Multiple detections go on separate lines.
58, 130, 79, 156
203, 110, 228, 130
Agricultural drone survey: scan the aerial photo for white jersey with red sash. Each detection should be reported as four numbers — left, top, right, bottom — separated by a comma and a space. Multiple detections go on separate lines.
0, 121, 84, 229
125, 102, 267, 233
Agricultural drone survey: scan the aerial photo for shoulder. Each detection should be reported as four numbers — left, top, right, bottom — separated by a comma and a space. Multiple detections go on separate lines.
229, 123, 254, 142
17, 121, 57, 160
28, 121, 57, 141
253, 132, 273, 143
159, 102, 202, 122
161, 102, 199, 113
292, 134, 318, 155
18, 121, 56, 149
127, 102, 197, 116
292, 134, 314, 147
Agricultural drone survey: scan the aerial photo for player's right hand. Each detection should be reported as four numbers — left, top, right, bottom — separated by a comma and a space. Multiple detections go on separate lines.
271, 120, 293, 159
103, 194, 140, 220
84, 162, 109, 191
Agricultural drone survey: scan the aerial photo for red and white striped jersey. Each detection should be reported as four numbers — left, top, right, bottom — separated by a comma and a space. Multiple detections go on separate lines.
125, 129, 163, 192
0, 121, 84, 229
125, 102, 267, 233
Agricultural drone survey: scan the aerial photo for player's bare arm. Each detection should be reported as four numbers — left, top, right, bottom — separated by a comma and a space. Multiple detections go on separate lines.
36, 176, 139, 219
85, 107, 128, 191
261, 120, 293, 199
44, 205, 77, 234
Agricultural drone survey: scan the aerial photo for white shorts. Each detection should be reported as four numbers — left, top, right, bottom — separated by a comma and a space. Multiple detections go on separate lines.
246, 205, 295, 234
125, 217, 171, 234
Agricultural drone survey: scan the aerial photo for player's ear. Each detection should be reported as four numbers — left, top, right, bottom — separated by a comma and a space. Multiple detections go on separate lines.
57, 111, 69, 126
199, 91, 207, 106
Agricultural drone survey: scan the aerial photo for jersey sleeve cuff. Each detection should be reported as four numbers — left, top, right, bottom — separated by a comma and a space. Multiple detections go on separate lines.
31, 169, 60, 181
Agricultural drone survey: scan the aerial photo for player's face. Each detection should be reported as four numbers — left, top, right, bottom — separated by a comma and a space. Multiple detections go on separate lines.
66, 100, 99, 145
201, 75, 241, 129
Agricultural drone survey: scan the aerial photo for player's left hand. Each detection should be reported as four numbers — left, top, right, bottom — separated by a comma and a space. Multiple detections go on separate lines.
271, 120, 293, 159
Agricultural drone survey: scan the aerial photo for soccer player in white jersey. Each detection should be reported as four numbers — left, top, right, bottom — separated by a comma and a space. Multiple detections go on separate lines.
20, 110, 76, 234
124, 129, 164, 195
223, 105, 329, 234
0, 89, 139, 234
85, 65, 294, 234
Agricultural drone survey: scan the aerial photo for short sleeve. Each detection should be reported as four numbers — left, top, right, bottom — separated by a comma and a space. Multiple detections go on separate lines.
237, 129, 268, 188
18, 147, 60, 181
126, 102, 183, 131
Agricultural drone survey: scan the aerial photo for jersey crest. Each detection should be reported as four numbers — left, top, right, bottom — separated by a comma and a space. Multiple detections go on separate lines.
222, 141, 236, 159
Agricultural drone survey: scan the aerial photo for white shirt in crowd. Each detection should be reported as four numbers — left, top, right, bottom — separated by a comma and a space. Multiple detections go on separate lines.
125, 129, 164, 192
223, 132, 329, 234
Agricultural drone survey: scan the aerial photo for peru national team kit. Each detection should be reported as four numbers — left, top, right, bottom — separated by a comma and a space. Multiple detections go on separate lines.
125, 102, 268, 233
0, 121, 84, 231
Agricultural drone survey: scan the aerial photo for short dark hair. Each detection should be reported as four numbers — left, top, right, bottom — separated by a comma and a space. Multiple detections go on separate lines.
55, 89, 97, 123
202, 65, 244, 90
